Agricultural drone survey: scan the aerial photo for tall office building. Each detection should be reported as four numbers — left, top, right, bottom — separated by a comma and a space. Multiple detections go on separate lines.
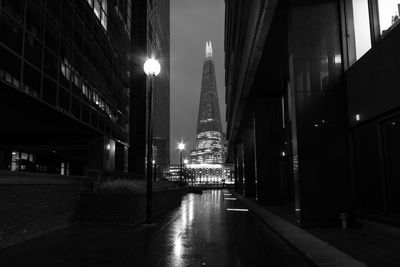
129, 0, 170, 177
224, 0, 400, 230
0, 0, 131, 175
189, 41, 226, 183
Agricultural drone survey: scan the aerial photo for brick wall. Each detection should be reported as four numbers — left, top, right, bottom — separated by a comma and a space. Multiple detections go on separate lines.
0, 171, 88, 249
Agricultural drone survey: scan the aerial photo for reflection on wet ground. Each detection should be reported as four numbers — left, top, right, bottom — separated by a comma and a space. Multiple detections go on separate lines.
0, 190, 312, 266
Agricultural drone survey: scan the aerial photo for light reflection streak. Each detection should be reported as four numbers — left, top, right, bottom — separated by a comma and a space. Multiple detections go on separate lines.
174, 236, 183, 257
227, 208, 249, 212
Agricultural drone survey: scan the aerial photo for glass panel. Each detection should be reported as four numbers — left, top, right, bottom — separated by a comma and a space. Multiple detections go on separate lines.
23, 63, 41, 98
353, 125, 384, 213
383, 117, 400, 216
101, 11, 107, 30
0, 12, 23, 54
352, 0, 371, 60
42, 77, 57, 106
94, 0, 101, 19
0, 46, 22, 88
58, 88, 70, 113
377, 0, 400, 34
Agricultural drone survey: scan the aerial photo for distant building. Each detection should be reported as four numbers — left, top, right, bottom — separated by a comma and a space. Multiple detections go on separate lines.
165, 164, 180, 182
188, 41, 227, 183
0, 0, 131, 174
129, 0, 170, 178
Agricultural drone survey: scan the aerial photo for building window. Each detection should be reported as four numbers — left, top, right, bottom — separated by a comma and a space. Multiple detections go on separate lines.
86, 0, 107, 31
377, 0, 400, 35
101, 0, 108, 30
352, 0, 372, 60
94, 0, 101, 18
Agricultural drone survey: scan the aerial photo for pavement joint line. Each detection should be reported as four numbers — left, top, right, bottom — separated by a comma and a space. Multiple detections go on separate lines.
231, 191, 367, 267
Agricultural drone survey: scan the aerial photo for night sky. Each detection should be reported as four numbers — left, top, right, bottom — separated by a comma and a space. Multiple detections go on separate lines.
170, 0, 226, 164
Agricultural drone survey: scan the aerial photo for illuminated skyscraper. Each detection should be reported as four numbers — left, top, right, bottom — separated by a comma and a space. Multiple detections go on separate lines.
190, 41, 224, 165
189, 41, 228, 183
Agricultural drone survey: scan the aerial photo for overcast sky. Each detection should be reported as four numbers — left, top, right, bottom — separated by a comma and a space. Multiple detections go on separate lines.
170, 0, 226, 164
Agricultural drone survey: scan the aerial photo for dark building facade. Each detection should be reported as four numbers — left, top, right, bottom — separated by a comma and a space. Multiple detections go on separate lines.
225, 0, 400, 231
0, 0, 131, 175
129, 0, 170, 178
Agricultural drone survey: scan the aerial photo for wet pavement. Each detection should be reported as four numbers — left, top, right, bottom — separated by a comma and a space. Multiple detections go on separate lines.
0, 190, 312, 266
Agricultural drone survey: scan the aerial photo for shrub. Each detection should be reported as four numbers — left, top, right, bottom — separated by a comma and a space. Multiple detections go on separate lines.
97, 179, 180, 194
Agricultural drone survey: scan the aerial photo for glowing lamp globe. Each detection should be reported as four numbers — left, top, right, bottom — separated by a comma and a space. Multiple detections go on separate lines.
143, 58, 161, 76
184, 159, 189, 164
178, 142, 185, 150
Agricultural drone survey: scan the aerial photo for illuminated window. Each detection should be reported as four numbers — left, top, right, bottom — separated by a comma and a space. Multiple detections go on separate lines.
352, 0, 371, 60
94, 0, 101, 19
87, 0, 107, 31
101, 0, 107, 30
377, 0, 400, 35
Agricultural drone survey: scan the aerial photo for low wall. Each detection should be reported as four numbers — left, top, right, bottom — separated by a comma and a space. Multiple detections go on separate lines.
0, 171, 88, 249
79, 187, 187, 224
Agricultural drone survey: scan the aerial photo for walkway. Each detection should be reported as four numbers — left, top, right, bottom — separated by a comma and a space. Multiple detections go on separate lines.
0, 190, 311, 266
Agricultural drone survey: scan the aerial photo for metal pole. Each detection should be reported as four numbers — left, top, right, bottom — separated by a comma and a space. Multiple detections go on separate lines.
179, 150, 183, 184
153, 163, 156, 181
146, 75, 154, 224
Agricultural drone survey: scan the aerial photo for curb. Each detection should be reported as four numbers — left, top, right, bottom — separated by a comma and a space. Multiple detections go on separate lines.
232, 192, 367, 267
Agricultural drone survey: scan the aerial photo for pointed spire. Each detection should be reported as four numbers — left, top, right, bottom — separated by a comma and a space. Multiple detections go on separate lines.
205, 40, 213, 58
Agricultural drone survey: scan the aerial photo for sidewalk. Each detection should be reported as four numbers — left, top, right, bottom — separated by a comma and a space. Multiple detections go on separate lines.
234, 192, 400, 267
0, 190, 313, 266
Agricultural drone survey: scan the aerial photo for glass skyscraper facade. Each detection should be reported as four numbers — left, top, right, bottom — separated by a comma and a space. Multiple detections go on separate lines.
189, 41, 228, 183
0, 0, 131, 174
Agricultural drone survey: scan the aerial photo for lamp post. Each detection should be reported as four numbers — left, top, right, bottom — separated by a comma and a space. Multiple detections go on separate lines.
143, 57, 161, 224
178, 142, 185, 184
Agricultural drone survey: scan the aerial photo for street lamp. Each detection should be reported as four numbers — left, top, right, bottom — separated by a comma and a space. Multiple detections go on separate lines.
178, 142, 185, 184
152, 159, 156, 181
144, 57, 161, 224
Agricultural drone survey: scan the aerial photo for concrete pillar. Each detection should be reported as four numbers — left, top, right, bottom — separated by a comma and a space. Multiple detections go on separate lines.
115, 142, 126, 172
233, 145, 239, 193
243, 127, 256, 198
236, 142, 244, 195
253, 98, 282, 204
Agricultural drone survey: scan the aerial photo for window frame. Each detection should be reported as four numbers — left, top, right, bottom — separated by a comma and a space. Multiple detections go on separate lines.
342, 0, 400, 68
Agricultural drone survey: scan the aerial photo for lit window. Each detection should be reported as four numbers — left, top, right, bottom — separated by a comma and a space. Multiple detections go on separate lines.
101, 12, 107, 30
73, 72, 80, 87
61, 60, 71, 81
102, 0, 107, 14
352, 0, 371, 60
377, 0, 400, 35
94, 0, 101, 19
